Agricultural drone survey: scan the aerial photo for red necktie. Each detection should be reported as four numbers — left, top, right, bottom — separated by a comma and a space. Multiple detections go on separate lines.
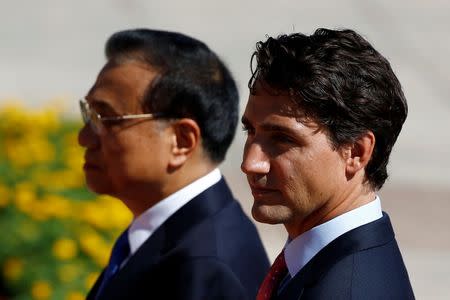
257, 250, 289, 300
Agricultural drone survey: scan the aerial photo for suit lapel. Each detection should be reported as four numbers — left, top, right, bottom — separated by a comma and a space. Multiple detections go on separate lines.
160, 178, 233, 251
95, 178, 234, 299
275, 213, 395, 300
86, 270, 104, 300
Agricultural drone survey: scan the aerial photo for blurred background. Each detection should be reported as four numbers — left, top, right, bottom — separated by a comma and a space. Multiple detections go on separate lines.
1, 0, 449, 299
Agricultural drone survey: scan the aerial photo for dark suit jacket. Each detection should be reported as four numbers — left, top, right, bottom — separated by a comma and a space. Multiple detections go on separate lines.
87, 178, 270, 300
275, 213, 414, 300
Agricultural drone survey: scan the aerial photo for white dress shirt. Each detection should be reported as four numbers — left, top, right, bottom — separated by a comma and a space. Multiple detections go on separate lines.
284, 196, 383, 278
127, 168, 222, 255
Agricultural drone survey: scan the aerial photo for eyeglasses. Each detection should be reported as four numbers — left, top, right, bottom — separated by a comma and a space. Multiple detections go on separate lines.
79, 98, 162, 133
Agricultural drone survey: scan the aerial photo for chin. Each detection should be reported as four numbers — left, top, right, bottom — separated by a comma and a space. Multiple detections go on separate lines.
251, 203, 287, 225
86, 183, 112, 195
84, 175, 114, 196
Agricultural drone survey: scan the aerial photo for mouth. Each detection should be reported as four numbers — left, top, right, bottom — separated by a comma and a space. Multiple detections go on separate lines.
83, 152, 102, 171
83, 160, 102, 171
83, 162, 101, 170
249, 185, 278, 198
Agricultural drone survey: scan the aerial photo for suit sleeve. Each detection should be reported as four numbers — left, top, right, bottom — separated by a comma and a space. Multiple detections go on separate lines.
165, 257, 248, 300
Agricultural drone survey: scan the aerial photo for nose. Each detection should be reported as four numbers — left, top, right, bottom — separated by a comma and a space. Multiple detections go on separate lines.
78, 123, 100, 149
241, 140, 270, 175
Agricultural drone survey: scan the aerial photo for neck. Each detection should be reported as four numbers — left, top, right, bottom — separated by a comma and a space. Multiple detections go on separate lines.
119, 161, 217, 218
285, 184, 376, 239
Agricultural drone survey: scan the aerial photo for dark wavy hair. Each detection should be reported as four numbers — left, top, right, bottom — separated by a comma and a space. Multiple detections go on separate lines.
249, 28, 407, 190
105, 29, 239, 163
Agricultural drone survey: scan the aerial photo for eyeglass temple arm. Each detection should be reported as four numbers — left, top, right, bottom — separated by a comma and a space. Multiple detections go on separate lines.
99, 113, 158, 121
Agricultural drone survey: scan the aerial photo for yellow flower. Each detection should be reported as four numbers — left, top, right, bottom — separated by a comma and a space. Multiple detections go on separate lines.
85, 272, 100, 289
4, 140, 31, 168
66, 291, 85, 300
31, 280, 52, 300
78, 230, 111, 267
0, 184, 9, 207
3, 257, 23, 281
52, 238, 78, 260
101, 196, 133, 228
0, 197, 10, 207
32, 170, 85, 191
29, 136, 55, 163
79, 202, 105, 229
14, 183, 36, 213
32, 109, 60, 132
3, 134, 55, 168
63, 132, 82, 150
41, 194, 72, 218
0, 102, 60, 135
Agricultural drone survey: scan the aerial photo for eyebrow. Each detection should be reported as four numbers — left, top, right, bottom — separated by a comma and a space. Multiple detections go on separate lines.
241, 115, 307, 138
260, 123, 303, 137
88, 98, 120, 115
241, 115, 251, 126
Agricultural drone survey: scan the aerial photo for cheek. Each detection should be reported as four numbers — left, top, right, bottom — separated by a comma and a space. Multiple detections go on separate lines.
100, 130, 125, 149
99, 134, 143, 177
272, 151, 324, 205
271, 155, 305, 196
108, 132, 169, 174
316, 150, 346, 184
101, 138, 126, 164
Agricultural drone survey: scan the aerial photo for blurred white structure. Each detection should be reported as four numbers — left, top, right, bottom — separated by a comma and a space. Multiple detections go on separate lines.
1, 0, 449, 298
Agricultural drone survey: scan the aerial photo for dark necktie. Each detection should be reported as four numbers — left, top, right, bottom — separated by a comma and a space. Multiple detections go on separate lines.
96, 229, 130, 299
256, 250, 289, 300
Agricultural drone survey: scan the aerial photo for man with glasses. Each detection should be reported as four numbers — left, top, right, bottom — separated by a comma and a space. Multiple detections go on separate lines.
80, 29, 269, 300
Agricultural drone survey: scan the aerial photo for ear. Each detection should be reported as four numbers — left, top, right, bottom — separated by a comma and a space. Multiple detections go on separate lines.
344, 131, 375, 178
168, 118, 201, 169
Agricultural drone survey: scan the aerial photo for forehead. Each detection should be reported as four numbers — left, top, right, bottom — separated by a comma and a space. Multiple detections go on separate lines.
243, 82, 324, 137
87, 62, 158, 112
244, 83, 304, 121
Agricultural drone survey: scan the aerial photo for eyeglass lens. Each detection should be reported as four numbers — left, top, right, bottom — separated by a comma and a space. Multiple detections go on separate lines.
80, 100, 101, 133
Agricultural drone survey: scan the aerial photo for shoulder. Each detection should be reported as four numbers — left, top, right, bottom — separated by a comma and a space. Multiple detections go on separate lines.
159, 199, 269, 299
305, 240, 414, 299
176, 197, 269, 273
350, 240, 414, 298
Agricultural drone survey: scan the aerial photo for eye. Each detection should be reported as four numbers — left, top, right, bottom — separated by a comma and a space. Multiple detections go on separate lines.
270, 132, 296, 144
102, 118, 122, 124
242, 124, 255, 135
99, 118, 123, 130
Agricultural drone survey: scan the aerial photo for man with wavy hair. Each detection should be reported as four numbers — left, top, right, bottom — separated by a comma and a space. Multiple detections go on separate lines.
241, 29, 414, 299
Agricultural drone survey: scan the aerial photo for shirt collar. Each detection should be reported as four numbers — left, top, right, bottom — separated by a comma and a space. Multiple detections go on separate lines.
127, 168, 222, 255
284, 196, 383, 277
